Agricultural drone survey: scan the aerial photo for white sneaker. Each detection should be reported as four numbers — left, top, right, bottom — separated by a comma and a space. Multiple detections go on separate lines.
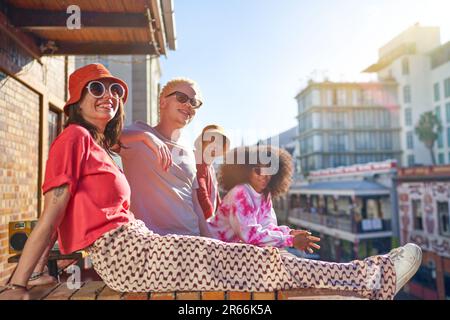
388, 243, 422, 294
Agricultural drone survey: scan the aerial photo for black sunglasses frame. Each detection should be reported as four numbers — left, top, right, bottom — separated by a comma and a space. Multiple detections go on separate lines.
165, 91, 203, 109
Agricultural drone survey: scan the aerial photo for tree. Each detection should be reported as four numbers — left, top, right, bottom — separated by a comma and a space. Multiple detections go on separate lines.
415, 111, 442, 165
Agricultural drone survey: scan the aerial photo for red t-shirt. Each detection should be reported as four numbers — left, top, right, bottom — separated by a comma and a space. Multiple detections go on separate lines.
42, 124, 134, 254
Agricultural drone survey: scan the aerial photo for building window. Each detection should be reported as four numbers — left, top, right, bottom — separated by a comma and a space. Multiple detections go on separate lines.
355, 132, 373, 150
405, 108, 412, 126
446, 102, 450, 123
379, 110, 391, 128
438, 129, 444, 149
412, 199, 423, 231
435, 105, 442, 122
403, 85, 411, 104
336, 89, 346, 106
402, 57, 410, 75
411, 265, 438, 290
311, 89, 321, 106
407, 131, 414, 149
437, 201, 450, 237
48, 108, 62, 150
434, 82, 441, 102
408, 155, 415, 167
445, 273, 450, 300
445, 78, 450, 99
438, 153, 445, 164
448, 128, 450, 148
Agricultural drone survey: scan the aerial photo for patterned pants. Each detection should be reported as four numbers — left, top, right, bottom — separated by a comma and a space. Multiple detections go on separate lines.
87, 220, 396, 299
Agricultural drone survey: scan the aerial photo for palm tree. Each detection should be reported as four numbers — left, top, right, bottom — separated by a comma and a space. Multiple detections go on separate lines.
415, 111, 442, 165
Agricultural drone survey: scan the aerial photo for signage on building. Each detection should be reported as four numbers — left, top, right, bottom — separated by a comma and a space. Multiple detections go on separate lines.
398, 165, 450, 178
309, 160, 397, 178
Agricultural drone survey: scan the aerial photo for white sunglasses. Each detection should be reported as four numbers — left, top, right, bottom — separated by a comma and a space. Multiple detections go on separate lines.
86, 81, 125, 100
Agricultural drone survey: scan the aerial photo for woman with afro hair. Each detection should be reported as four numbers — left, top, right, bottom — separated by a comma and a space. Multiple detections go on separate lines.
207, 145, 321, 253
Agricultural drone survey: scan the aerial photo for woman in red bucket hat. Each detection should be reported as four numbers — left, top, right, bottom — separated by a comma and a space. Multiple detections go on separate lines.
1, 64, 421, 300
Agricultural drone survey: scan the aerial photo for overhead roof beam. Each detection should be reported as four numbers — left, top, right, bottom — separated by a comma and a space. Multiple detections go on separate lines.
148, 0, 166, 56
9, 8, 149, 30
43, 41, 158, 56
0, 9, 42, 61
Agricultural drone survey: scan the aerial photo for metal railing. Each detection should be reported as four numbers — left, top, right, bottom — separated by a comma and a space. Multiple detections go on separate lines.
289, 208, 391, 234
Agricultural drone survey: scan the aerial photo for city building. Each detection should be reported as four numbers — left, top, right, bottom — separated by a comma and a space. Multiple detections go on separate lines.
0, 0, 175, 284
295, 80, 402, 174
365, 24, 450, 166
286, 160, 398, 263
396, 165, 450, 300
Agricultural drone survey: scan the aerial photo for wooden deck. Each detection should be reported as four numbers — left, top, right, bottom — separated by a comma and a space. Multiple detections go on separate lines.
0, 281, 367, 300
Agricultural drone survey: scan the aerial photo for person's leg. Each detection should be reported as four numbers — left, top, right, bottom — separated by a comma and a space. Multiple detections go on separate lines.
88, 220, 293, 293
280, 251, 396, 299
87, 220, 414, 300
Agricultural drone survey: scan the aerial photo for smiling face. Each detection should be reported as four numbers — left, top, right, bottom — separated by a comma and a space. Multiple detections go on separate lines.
78, 79, 120, 129
159, 82, 200, 129
248, 166, 273, 194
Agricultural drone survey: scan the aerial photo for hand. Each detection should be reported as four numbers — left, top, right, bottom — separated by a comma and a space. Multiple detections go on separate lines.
142, 132, 173, 171
291, 230, 321, 254
0, 287, 30, 300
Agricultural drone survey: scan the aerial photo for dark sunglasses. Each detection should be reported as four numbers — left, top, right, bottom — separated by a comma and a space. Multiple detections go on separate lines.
165, 91, 203, 109
86, 81, 125, 100
253, 166, 273, 176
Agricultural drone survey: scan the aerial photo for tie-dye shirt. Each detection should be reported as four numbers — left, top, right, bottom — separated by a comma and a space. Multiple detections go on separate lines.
207, 184, 294, 248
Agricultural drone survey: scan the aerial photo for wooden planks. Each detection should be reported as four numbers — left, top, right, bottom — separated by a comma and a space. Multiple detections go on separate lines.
280, 288, 366, 300
149, 292, 175, 300
252, 292, 277, 300
227, 292, 252, 300
96, 286, 122, 300
27, 282, 61, 300
4, 279, 368, 300
44, 281, 84, 300
71, 281, 106, 300
176, 292, 201, 300
201, 291, 226, 300
122, 292, 149, 300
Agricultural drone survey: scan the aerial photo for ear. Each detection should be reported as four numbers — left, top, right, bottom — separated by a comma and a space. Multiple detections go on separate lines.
160, 97, 167, 110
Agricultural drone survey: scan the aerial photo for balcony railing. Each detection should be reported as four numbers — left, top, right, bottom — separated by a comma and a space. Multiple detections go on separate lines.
288, 208, 391, 234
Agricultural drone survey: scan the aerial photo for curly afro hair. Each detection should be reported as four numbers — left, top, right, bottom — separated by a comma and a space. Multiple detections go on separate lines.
218, 145, 293, 199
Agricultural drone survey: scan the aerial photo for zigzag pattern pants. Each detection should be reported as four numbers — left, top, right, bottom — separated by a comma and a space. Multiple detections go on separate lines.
87, 220, 396, 299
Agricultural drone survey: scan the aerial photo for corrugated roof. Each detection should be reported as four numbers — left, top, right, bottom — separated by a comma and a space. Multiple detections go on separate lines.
291, 180, 390, 196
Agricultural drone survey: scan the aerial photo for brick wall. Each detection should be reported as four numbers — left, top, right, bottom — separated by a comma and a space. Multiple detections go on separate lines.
0, 72, 40, 282
0, 30, 69, 284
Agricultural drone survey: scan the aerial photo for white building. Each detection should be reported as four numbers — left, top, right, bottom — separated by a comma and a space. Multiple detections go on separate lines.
294, 81, 402, 173
364, 24, 450, 166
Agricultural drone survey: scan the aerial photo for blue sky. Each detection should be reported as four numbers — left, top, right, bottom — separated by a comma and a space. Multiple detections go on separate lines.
160, 0, 450, 148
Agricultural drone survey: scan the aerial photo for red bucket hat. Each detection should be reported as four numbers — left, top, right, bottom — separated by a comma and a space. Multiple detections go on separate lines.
64, 63, 129, 116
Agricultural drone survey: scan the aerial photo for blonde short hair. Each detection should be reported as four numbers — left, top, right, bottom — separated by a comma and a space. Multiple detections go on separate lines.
159, 78, 203, 101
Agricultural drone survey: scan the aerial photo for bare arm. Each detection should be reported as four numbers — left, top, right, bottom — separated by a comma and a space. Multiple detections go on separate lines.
3, 185, 70, 293
114, 129, 172, 171
192, 188, 213, 238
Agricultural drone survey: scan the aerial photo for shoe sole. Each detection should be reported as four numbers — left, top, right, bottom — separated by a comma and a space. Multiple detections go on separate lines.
395, 245, 422, 294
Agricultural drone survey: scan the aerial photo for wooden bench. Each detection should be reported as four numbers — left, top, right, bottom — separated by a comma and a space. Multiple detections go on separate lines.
0, 279, 367, 300
7, 250, 83, 279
